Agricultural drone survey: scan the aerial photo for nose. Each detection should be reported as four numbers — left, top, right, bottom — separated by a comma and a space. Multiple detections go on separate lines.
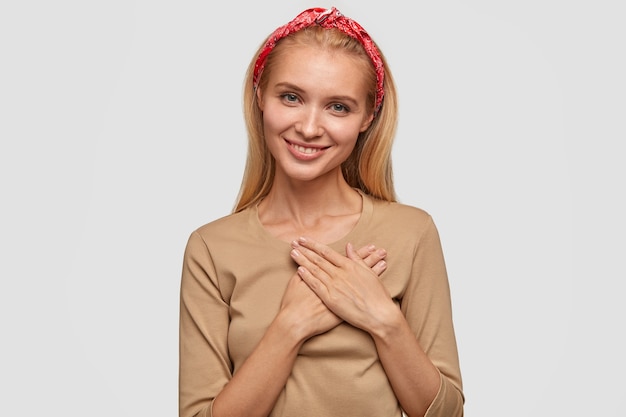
295, 107, 324, 139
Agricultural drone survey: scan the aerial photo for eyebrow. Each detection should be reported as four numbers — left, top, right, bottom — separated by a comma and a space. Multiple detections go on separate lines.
273, 82, 361, 108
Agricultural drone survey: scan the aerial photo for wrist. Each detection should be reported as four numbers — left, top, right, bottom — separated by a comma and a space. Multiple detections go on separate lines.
368, 303, 405, 342
273, 309, 310, 346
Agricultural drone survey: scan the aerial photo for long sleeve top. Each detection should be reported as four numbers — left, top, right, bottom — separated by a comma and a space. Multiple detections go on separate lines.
179, 192, 464, 417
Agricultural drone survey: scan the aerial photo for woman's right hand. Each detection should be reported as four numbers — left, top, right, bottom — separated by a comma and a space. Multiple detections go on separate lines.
279, 244, 387, 341
212, 245, 387, 417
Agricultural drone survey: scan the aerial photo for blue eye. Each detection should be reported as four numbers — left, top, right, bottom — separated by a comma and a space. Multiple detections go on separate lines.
331, 103, 349, 113
281, 93, 299, 103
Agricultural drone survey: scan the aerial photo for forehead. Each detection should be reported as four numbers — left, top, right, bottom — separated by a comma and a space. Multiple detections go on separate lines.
267, 46, 370, 97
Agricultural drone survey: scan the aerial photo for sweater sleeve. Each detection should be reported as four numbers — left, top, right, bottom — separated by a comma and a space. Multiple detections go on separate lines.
179, 231, 231, 417
401, 216, 464, 417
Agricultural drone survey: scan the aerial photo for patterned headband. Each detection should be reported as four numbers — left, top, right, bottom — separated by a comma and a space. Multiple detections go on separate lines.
253, 7, 385, 115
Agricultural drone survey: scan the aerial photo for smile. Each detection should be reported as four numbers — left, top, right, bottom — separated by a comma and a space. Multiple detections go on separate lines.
285, 140, 329, 160
293, 144, 321, 154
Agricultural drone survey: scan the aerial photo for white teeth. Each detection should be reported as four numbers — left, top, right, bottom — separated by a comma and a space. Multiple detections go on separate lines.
293, 144, 320, 154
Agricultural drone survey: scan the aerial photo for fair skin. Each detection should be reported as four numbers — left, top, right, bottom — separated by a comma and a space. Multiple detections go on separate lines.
212, 46, 440, 417
257, 46, 373, 244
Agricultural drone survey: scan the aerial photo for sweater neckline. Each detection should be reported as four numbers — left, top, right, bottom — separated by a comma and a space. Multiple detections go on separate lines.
248, 189, 374, 252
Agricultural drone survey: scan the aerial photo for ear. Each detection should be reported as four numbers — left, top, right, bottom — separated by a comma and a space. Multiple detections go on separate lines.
359, 112, 374, 132
256, 86, 264, 111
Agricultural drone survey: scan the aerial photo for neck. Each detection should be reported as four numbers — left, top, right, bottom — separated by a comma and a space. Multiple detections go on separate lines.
259, 170, 361, 225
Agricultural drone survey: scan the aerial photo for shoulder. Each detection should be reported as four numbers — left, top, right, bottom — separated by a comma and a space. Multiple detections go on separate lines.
367, 195, 434, 229
360, 194, 443, 249
189, 209, 252, 246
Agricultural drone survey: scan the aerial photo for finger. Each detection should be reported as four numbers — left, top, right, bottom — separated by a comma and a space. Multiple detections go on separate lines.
346, 242, 386, 276
291, 247, 333, 284
345, 242, 373, 266
370, 260, 387, 276
355, 244, 376, 259
296, 266, 330, 299
295, 237, 346, 267
361, 247, 387, 269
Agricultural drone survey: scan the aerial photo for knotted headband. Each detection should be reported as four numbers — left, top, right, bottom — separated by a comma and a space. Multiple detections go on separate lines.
253, 7, 385, 115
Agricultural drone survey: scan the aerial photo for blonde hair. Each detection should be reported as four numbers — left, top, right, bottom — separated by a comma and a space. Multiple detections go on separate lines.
234, 26, 398, 213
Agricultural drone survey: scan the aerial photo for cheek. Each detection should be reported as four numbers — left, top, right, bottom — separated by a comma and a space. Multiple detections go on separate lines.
329, 122, 362, 147
261, 103, 286, 135
261, 110, 286, 155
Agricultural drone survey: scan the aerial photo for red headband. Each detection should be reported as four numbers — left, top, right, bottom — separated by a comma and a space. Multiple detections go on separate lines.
253, 7, 385, 114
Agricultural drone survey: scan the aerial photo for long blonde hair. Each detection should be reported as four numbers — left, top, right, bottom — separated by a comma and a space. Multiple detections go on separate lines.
234, 26, 398, 213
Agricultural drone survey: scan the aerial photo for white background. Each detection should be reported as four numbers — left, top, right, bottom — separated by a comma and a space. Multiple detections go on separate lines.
1, 0, 624, 415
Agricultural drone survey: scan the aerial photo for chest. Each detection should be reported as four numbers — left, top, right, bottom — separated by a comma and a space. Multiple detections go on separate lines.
216, 239, 416, 370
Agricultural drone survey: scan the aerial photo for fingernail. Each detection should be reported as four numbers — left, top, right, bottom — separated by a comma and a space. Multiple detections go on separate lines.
291, 249, 300, 257
298, 236, 307, 244
291, 240, 299, 248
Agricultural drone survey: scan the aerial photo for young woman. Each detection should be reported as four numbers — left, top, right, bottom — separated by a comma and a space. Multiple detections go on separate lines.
179, 7, 464, 417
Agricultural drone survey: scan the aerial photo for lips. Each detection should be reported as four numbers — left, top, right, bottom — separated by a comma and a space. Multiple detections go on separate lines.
285, 140, 329, 160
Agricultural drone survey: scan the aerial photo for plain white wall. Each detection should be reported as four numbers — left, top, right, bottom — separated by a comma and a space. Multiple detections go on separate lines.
1, 0, 624, 415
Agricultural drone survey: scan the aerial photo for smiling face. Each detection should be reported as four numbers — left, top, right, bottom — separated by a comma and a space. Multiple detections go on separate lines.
256, 45, 374, 185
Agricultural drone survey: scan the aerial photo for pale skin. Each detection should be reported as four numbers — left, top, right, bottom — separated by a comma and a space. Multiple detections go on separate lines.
212, 45, 440, 417
212, 246, 388, 417
291, 238, 441, 417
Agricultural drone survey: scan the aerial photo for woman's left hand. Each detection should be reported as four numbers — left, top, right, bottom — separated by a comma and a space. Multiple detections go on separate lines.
290, 237, 398, 334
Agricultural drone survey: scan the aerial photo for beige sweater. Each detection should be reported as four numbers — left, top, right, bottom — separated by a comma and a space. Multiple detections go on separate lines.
179, 193, 464, 417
